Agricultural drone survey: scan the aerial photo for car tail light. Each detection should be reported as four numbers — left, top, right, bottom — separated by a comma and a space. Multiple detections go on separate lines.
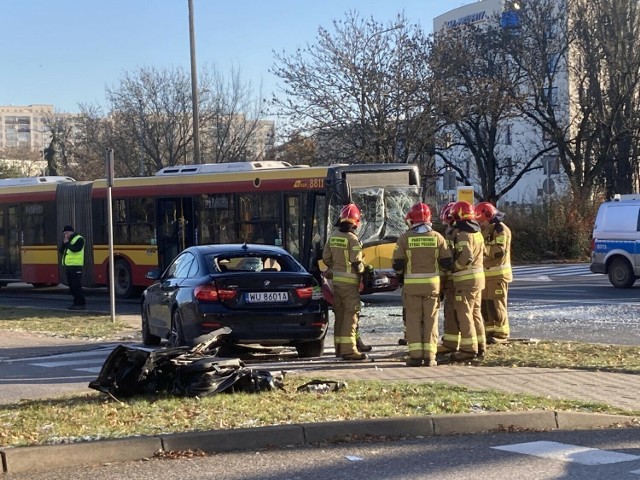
195, 284, 219, 301
217, 288, 237, 301
194, 284, 238, 302
295, 286, 313, 299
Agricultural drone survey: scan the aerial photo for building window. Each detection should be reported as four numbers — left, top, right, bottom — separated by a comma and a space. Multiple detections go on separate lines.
504, 125, 512, 145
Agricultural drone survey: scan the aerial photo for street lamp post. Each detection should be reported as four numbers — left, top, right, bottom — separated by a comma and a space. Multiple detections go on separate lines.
188, 0, 201, 164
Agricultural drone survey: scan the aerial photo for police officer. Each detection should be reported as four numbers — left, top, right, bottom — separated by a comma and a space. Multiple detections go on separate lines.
59, 225, 86, 310
322, 204, 368, 361
475, 202, 513, 343
393, 203, 452, 367
448, 201, 486, 361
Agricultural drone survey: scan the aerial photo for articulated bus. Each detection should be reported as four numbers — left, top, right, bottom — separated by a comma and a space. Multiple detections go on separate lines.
0, 161, 421, 297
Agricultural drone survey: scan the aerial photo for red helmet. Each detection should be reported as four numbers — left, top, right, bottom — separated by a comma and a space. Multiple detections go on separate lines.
440, 202, 456, 224
475, 201, 498, 221
339, 203, 361, 226
451, 201, 475, 221
405, 202, 432, 225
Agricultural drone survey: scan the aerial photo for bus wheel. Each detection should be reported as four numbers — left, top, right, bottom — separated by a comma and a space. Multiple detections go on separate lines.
113, 259, 134, 298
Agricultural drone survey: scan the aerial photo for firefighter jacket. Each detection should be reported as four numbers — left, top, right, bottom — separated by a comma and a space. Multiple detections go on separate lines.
60, 233, 85, 267
440, 225, 457, 284
322, 228, 364, 286
392, 224, 452, 296
481, 220, 513, 283
452, 220, 485, 291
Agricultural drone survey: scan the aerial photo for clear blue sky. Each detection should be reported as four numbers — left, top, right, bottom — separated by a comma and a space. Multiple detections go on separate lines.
2, 1, 473, 113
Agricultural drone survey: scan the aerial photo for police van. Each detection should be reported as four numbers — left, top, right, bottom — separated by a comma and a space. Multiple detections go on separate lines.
590, 195, 640, 288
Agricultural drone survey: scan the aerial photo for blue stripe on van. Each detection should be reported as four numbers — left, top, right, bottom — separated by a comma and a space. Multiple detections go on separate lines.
593, 240, 636, 254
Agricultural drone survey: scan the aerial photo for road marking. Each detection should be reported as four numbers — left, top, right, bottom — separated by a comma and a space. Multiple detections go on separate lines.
492, 441, 640, 465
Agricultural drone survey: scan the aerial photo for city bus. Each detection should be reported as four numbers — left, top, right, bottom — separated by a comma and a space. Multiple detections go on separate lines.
0, 161, 421, 297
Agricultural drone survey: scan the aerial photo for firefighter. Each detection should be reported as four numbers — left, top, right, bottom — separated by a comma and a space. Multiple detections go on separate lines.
392, 203, 452, 367
448, 200, 486, 361
437, 202, 460, 357
475, 201, 513, 343
322, 203, 369, 361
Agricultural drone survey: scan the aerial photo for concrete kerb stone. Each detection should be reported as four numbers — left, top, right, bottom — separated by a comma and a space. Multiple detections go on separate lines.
1, 436, 162, 474
431, 411, 557, 435
160, 424, 306, 454
2, 412, 639, 474
302, 417, 436, 443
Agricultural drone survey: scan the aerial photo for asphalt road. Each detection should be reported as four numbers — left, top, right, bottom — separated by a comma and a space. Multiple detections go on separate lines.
6, 427, 640, 480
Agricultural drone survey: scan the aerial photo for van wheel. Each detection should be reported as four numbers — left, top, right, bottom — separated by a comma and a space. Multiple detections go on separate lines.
608, 258, 636, 288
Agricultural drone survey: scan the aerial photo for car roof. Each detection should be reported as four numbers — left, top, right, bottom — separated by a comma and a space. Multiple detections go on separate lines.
185, 243, 290, 256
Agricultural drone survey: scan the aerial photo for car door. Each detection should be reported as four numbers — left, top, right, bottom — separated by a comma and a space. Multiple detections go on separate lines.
154, 252, 195, 331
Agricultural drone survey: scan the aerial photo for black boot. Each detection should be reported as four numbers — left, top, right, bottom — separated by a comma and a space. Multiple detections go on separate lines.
356, 337, 372, 352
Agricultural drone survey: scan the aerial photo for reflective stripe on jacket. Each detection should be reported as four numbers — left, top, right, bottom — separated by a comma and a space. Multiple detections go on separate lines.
452, 230, 485, 290
322, 229, 363, 286
481, 222, 513, 282
393, 229, 452, 296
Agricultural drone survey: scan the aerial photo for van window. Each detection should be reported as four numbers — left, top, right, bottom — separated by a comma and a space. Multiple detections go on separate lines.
599, 205, 640, 231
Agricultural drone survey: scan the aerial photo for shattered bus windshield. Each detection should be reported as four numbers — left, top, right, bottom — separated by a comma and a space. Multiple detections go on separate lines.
352, 185, 421, 245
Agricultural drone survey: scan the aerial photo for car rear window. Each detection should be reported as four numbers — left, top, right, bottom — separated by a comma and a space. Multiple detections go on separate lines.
205, 253, 301, 273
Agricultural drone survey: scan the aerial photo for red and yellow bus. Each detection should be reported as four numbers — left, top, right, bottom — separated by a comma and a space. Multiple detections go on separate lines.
0, 161, 421, 297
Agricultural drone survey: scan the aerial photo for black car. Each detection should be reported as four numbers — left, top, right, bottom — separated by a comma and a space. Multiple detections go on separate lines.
141, 244, 329, 358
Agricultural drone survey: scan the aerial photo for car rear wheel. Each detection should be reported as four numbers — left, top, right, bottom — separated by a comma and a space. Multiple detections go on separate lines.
295, 339, 324, 358
169, 310, 187, 348
141, 304, 161, 346
608, 257, 636, 288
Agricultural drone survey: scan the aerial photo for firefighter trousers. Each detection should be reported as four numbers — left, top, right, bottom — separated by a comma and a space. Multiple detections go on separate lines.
332, 283, 360, 356
482, 280, 510, 340
440, 280, 459, 353
452, 288, 485, 355
404, 292, 440, 361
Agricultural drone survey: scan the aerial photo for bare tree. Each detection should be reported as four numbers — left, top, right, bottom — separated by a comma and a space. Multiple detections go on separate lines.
507, 0, 640, 203
429, 21, 549, 204
271, 11, 434, 164
199, 66, 269, 162
74, 65, 268, 179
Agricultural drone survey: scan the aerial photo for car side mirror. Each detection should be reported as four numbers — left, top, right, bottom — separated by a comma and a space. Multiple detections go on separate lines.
145, 268, 162, 280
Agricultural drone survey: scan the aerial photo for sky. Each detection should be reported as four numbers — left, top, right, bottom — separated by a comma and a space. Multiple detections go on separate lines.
1, 1, 475, 113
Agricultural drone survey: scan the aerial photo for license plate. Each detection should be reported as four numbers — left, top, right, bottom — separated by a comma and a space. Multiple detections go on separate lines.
246, 291, 289, 303
374, 277, 390, 286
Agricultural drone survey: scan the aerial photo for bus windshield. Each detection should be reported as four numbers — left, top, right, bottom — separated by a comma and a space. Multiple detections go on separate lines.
351, 185, 421, 245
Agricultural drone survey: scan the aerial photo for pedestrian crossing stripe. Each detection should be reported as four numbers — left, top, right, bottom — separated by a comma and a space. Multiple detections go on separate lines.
492, 441, 640, 465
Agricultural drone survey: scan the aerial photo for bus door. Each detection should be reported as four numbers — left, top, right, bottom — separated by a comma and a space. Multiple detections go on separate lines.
284, 194, 303, 260
157, 198, 195, 271
0, 205, 20, 279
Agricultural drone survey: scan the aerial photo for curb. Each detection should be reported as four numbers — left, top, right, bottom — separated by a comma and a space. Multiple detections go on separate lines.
2, 411, 637, 474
